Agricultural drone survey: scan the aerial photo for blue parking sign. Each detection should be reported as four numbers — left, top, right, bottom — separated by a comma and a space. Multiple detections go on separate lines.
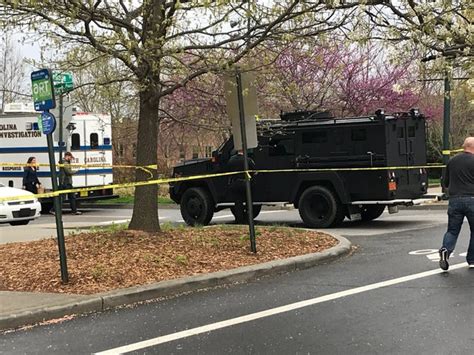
39, 112, 57, 135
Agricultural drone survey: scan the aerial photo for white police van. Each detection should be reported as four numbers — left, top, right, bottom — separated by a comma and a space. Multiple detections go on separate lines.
0, 102, 115, 211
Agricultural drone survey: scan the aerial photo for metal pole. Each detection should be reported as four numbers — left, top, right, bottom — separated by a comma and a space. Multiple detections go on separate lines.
236, 70, 257, 253
46, 132, 68, 283
58, 95, 64, 161
442, 73, 451, 195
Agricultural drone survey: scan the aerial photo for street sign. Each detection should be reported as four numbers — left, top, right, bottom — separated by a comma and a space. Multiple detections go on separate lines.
53, 72, 74, 95
31, 69, 56, 111
224, 71, 258, 150
39, 111, 57, 135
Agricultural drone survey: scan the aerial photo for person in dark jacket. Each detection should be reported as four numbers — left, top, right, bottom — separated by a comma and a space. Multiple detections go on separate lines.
227, 150, 256, 223
22, 157, 41, 194
59, 151, 81, 215
439, 137, 474, 271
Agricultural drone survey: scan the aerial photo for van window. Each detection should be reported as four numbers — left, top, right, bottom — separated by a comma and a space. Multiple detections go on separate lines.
90, 133, 99, 149
71, 133, 80, 150
351, 128, 367, 141
408, 126, 416, 138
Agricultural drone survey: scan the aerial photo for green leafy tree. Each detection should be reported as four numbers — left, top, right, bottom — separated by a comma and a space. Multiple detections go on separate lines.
0, 1, 356, 232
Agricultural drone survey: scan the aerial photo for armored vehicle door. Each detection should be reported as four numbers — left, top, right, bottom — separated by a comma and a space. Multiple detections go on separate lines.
389, 114, 427, 197
251, 135, 296, 202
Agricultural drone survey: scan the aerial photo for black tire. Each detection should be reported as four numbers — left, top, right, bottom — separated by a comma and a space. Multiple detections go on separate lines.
180, 187, 214, 226
360, 205, 385, 221
230, 204, 262, 224
10, 220, 30, 226
298, 186, 345, 228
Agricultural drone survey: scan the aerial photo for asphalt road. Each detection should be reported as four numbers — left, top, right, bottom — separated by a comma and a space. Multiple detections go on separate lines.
0, 205, 450, 243
1, 207, 473, 354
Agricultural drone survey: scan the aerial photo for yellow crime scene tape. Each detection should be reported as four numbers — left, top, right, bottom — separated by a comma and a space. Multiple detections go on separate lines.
0, 171, 242, 202
0, 163, 446, 203
0, 162, 158, 169
442, 148, 464, 155
0, 162, 159, 179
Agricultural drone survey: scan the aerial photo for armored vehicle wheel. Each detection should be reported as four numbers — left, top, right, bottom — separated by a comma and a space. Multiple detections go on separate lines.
230, 204, 262, 224
298, 186, 345, 228
180, 187, 214, 226
360, 205, 385, 221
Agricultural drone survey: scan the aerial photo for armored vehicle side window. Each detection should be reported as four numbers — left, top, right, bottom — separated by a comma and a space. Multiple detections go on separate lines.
302, 131, 327, 144
269, 139, 294, 156
397, 127, 404, 138
71, 133, 80, 150
351, 128, 367, 141
90, 133, 99, 149
334, 131, 344, 145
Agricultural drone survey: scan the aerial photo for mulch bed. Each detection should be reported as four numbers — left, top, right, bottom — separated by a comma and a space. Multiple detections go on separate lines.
0, 226, 337, 295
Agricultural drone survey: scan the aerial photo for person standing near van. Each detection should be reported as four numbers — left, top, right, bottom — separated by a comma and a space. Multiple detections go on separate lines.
59, 152, 82, 215
439, 137, 474, 270
22, 157, 41, 194
227, 150, 256, 223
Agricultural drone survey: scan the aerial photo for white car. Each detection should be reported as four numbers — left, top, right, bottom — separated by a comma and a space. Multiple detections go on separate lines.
0, 183, 41, 225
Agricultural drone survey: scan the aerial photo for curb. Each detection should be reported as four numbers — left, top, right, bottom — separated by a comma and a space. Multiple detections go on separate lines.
0, 233, 351, 331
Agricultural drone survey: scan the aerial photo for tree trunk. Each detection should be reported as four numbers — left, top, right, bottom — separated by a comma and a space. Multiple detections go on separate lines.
128, 87, 160, 232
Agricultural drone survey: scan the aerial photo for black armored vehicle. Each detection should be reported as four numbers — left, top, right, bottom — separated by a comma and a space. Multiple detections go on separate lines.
170, 109, 429, 228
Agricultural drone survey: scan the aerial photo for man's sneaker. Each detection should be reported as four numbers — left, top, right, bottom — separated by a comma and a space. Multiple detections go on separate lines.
71, 211, 82, 215
49, 210, 55, 216
468, 263, 474, 269
439, 248, 449, 271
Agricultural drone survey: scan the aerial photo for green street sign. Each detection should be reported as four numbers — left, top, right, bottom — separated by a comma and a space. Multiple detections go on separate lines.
31, 69, 56, 111
53, 72, 74, 95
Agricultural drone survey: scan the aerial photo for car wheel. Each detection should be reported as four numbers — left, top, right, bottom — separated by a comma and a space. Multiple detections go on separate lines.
10, 220, 30, 226
298, 186, 344, 228
180, 187, 214, 226
360, 205, 385, 221
230, 204, 262, 224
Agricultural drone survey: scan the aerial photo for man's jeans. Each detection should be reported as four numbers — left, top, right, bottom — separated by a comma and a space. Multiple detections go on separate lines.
441, 196, 474, 264
60, 183, 77, 213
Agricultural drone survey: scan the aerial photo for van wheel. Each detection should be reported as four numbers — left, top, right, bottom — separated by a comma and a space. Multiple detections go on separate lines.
360, 205, 385, 221
180, 187, 214, 226
298, 186, 344, 228
231, 204, 262, 224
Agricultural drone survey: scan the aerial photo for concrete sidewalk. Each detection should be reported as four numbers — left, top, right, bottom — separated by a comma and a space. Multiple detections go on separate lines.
0, 234, 351, 331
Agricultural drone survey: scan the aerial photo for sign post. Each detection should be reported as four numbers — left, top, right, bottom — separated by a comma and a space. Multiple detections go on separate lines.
31, 69, 69, 283
225, 69, 258, 253
53, 72, 74, 161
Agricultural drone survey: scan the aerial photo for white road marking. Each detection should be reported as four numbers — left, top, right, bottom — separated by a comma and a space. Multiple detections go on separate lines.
409, 249, 468, 262
95, 262, 468, 355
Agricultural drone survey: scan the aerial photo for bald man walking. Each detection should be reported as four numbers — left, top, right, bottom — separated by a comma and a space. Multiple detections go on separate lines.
439, 137, 474, 270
